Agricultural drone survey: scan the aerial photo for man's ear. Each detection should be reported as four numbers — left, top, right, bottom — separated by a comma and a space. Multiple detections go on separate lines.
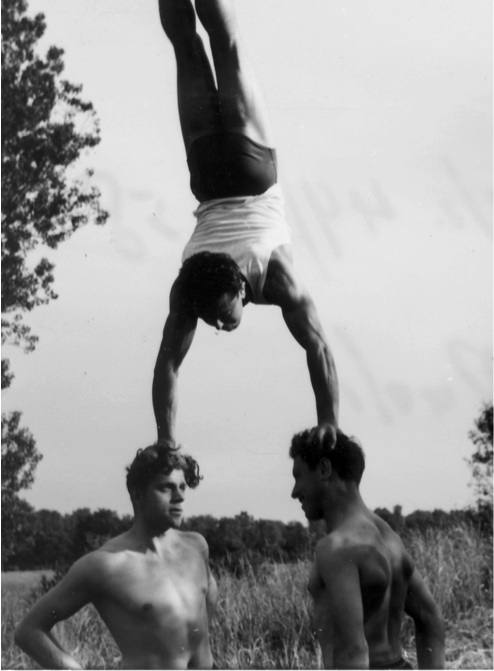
131, 488, 144, 509
317, 457, 332, 480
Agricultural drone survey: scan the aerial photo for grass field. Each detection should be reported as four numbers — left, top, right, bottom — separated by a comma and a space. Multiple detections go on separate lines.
2, 523, 492, 669
1, 571, 54, 594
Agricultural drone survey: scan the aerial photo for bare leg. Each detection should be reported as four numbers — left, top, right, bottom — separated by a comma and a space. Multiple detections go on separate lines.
194, 0, 275, 147
158, 0, 222, 152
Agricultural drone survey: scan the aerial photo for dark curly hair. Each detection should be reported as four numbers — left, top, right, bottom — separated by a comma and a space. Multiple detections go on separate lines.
126, 445, 202, 498
289, 429, 365, 484
177, 251, 244, 315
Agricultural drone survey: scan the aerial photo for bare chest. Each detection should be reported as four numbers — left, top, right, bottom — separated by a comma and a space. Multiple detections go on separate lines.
95, 553, 209, 627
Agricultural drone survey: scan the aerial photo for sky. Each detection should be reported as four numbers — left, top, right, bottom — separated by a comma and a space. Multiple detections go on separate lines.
3, 0, 492, 524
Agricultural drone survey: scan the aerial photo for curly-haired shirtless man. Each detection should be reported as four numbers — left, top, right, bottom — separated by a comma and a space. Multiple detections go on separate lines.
15, 447, 216, 670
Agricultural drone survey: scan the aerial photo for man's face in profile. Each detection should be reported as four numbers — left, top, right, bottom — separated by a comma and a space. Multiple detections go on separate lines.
291, 456, 323, 522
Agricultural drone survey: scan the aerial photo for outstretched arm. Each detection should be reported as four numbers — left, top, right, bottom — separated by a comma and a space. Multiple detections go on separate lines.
282, 291, 339, 432
15, 559, 93, 669
404, 568, 445, 669
153, 282, 198, 447
264, 248, 339, 445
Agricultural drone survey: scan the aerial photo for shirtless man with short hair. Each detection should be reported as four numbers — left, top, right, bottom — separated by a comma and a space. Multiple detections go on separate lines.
15, 447, 217, 670
290, 429, 445, 670
153, 0, 339, 452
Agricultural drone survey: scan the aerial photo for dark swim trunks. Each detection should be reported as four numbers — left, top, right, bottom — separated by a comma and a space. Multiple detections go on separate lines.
370, 656, 413, 670
187, 132, 277, 202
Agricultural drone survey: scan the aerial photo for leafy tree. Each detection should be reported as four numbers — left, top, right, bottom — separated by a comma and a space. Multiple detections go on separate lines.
2, 1, 107, 565
467, 402, 493, 513
2, 0, 107, 378
1, 494, 35, 570
1, 410, 42, 568
257, 520, 285, 557
216, 517, 246, 554
30, 509, 75, 569
1, 410, 41, 493
374, 505, 405, 532
283, 521, 310, 559
70, 508, 132, 560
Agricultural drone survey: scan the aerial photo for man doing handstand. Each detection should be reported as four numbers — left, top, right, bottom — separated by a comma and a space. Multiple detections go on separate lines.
153, 0, 339, 451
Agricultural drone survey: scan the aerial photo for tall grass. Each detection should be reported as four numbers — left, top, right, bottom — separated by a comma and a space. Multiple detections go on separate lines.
402, 524, 493, 670
2, 522, 492, 670
211, 561, 321, 669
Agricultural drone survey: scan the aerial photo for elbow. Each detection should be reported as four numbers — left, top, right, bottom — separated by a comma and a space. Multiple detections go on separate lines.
428, 601, 445, 629
304, 332, 328, 355
333, 640, 369, 669
153, 354, 178, 379
416, 605, 446, 642
306, 337, 337, 375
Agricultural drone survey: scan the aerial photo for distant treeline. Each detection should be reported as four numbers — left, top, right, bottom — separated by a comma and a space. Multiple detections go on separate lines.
3, 504, 491, 573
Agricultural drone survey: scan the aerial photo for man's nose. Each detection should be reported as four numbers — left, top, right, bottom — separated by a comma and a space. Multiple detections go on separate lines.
172, 489, 185, 502
291, 484, 298, 499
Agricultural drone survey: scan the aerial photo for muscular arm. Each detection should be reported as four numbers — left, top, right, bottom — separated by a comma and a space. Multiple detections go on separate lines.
14, 558, 94, 670
264, 248, 339, 441
194, 531, 218, 620
315, 540, 369, 669
404, 569, 445, 669
152, 280, 198, 446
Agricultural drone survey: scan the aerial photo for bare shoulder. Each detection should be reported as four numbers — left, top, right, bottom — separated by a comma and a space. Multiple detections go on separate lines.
312, 532, 366, 599
71, 534, 133, 581
315, 519, 389, 566
52, 548, 115, 598
74, 544, 120, 574
168, 276, 193, 316
164, 276, 198, 334
315, 530, 361, 565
